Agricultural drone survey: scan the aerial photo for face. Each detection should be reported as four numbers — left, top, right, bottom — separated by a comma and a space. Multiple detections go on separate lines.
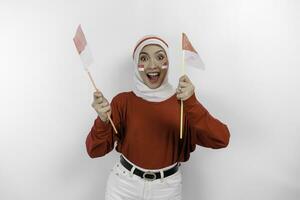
138, 44, 169, 89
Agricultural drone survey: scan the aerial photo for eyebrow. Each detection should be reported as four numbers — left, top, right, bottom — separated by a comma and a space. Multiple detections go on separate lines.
140, 50, 165, 56
140, 52, 149, 56
155, 50, 164, 54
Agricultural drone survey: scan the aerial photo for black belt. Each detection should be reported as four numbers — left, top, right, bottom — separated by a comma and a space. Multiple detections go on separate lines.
119, 155, 180, 181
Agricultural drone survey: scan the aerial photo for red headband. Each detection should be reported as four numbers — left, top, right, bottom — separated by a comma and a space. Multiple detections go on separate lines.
132, 36, 169, 58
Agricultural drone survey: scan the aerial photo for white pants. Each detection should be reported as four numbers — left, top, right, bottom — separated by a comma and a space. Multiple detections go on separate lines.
105, 154, 182, 200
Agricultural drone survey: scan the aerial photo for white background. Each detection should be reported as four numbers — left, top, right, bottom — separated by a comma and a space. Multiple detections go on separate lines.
0, 0, 299, 199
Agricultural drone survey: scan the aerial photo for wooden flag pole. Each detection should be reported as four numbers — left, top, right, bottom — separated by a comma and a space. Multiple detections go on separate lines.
86, 69, 118, 134
180, 101, 183, 139
180, 47, 185, 139
87, 70, 98, 92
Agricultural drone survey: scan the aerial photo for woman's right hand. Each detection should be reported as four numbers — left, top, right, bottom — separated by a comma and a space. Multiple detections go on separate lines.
91, 91, 111, 123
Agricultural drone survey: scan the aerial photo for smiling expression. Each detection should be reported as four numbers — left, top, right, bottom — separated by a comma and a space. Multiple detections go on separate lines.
138, 44, 169, 89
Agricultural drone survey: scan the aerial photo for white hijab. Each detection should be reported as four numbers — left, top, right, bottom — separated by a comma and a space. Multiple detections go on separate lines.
132, 35, 175, 102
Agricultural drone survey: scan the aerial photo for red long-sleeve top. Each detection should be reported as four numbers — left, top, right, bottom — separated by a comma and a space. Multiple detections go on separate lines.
85, 91, 230, 169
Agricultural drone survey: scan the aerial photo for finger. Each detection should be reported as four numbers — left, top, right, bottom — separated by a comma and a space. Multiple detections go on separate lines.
177, 90, 189, 99
97, 96, 108, 104
179, 75, 188, 81
99, 105, 111, 114
179, 88, 191, 97
102, 98, 109, 104
94, 91, 102, 97
177, 84, 190, 92
176, 87, 182, 94
179, 75, 185, 82
176, 93, 184, 100
184, 75, 191, 83
179, 87, 188, 93
94, 91, 103, 100
95, 97, 103, 104
179, 81, 190, 88
99, 101, 109, 108
179, 75, 191, 83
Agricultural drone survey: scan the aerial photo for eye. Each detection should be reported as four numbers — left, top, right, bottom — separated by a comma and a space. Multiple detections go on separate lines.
140, 55, 148, 62
157, 54, 165, 60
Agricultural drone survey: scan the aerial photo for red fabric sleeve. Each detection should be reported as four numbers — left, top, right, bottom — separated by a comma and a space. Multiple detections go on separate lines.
85, 94, 124, 158
184, 93, 230, 149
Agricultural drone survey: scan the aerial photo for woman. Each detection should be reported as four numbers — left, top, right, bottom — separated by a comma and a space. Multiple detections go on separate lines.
86, 35, 230, 200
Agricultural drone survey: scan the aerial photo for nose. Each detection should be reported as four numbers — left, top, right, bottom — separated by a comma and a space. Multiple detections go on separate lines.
148, 58, 159, 69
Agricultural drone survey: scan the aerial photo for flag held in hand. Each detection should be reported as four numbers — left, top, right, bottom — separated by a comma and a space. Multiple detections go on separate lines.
182, 33, 205, 70
73, 24, 94, 70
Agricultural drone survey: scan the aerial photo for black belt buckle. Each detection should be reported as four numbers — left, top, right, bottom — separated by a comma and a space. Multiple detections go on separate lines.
142, 171, 157, 181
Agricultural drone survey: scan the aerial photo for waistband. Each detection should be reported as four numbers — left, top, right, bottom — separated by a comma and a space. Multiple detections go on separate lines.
120, 153, 179, 172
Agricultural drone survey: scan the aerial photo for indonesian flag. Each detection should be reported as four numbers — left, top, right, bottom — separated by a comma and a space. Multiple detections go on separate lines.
73, 24, 94, 70
182, 33, 205, 69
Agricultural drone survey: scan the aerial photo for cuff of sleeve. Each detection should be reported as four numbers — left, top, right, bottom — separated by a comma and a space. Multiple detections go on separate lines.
183, 93, 207, 114
183, 93, 197, 106
94, 116, 111, 131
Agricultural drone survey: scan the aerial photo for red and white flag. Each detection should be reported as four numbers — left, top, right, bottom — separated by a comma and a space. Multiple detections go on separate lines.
73, 24, 94, 70
182, 33, 204, 70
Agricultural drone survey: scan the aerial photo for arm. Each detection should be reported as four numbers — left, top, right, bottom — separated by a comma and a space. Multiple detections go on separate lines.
184, 93, 230, 149
85, 95, 123, 158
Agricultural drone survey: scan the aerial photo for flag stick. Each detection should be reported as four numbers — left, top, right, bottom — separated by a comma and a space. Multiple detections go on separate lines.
180, 48, 185, 139
86, 70, 98, 92
86, 69, 118, 134
180, 101, 183, 139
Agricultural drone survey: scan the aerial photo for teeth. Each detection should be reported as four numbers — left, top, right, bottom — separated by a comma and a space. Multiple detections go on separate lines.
147, 72, 159, 76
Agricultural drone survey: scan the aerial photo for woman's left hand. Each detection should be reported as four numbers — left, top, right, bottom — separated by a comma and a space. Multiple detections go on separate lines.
176, 75, 195, 101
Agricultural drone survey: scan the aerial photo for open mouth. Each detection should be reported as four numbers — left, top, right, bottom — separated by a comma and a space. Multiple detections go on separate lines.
146, 72, 160, 83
